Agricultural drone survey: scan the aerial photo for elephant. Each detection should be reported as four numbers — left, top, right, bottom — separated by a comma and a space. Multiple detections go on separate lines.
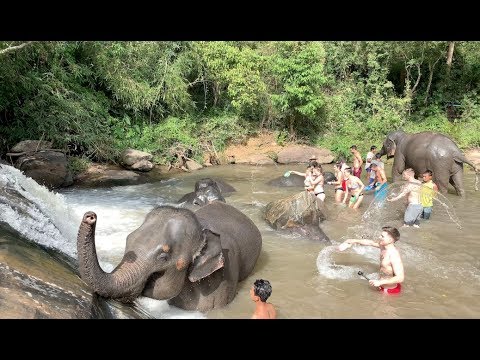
177, 178, 236, 205
77, 201, 262, 312
378, 130, 479, 196
266, 172, 336, 187
177, 178, 226, 207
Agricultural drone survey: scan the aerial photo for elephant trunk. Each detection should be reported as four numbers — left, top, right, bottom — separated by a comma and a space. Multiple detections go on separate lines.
77, 212, 152, 302
378, 146, 387, 158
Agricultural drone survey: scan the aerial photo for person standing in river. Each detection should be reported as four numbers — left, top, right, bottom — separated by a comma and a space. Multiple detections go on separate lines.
338, 226, 404, 294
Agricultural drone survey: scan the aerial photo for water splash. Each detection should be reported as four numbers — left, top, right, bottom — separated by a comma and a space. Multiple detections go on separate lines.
362, 181, 462, 230
0, 164, 77, 258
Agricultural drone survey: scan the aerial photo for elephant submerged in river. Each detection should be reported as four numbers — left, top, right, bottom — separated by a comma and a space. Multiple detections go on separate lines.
77, 201, 262, 311
177, 178, 236, 206
378, 130, 479, 196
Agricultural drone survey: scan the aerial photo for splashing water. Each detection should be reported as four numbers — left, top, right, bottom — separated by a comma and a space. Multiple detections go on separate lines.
0, 164, 78, 258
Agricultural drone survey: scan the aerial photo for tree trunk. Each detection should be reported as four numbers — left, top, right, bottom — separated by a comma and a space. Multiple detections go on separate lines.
446, 41, 455, 71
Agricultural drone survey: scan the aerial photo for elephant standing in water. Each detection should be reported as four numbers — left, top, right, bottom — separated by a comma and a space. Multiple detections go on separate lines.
378, 130, 479, 196
77, 201, 262, 311
266, 172, 336, 187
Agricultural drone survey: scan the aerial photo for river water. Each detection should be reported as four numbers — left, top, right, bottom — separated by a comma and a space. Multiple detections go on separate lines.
3, 163, 479, 318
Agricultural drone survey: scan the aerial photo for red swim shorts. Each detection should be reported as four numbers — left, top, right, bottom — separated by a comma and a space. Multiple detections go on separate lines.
379, 283, 401, 294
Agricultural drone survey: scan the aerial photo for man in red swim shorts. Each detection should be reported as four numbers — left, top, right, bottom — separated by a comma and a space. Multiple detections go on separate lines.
338, 226, 404, 294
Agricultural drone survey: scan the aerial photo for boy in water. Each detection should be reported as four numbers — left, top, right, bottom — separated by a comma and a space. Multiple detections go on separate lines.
338, 226, 404, 294
387, 168, 423, 228
250, 279, 276, 319
420, 169, 438, 220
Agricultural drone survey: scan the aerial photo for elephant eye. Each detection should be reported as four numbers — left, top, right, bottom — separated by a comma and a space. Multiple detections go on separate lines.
157, 253, 169, 261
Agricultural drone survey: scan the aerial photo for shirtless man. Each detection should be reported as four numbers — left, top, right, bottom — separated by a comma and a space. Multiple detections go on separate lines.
338, 226, 404, 294
387, 168, 423, 228
350, 145, 363, 179
250, 279, 276, 319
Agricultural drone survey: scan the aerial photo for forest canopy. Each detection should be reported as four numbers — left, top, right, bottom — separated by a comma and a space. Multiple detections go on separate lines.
1, 41, 479, 166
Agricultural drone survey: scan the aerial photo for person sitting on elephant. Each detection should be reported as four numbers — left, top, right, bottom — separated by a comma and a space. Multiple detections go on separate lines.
250, 279, 276, 319
342, 167, 365, 209
420, 169, 439, 220
350, 145, 363, 179
387, 168, 423, 228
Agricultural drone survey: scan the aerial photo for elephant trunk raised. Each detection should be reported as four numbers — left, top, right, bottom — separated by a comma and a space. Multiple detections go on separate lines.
77, 212, 160, 302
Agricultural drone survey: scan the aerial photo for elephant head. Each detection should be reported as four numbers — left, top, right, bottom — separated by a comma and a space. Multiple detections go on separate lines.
177, 178, 226, 207
379, 130, 406, 159
77, 205, 224, 303
192, 178, 225, 206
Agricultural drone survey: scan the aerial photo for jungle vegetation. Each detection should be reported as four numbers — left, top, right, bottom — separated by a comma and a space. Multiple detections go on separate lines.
1, 41, 479, 170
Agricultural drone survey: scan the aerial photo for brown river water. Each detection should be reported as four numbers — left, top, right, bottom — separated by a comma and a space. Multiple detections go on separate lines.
24, 162, 480, 319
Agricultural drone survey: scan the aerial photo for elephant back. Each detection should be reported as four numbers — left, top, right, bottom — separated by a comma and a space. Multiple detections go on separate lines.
194, 201, 262, 281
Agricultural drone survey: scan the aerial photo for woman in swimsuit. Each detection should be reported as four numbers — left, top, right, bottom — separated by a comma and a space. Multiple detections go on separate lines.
328, 161, 346, 204
342, 167, 365, 209
310, 165, 325, 201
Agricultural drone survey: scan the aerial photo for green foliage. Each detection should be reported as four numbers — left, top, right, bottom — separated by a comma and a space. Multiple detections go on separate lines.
1, 41, 480, 166
67, 156, 91, 175
274, 129, 289, 146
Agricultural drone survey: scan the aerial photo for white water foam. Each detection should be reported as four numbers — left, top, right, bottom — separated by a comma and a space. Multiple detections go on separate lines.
0, 165, 78, 258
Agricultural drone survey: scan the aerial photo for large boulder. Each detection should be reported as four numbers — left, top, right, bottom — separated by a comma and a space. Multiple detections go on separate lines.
10, 140, 53, 153
264, 191, 330, 242
14, 150, 73, 189
121, 149, 154, 172
277, 145, 334, 164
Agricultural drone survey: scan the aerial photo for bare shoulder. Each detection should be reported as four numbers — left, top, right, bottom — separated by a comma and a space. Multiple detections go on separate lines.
267, 303, 277, 319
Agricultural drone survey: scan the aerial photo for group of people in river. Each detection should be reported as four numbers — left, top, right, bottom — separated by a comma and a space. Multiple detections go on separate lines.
253, 145, 441, 318
286, 145, 439, 223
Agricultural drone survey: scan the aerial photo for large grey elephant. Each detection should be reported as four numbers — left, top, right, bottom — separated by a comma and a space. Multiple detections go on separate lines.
378, 130, 479, 196
77, 201, 262, 312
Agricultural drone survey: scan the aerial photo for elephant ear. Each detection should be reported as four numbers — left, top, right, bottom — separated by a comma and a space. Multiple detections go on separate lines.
188, 229, 224, 282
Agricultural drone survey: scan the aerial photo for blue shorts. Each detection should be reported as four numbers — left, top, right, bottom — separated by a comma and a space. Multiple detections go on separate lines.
374, 182, 388, 202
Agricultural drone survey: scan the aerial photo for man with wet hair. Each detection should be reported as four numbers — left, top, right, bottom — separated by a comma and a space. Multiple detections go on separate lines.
338, 226, 404, 294
250, 279, 276, 319
387, 168, 423, 228
420, 169, 438, 220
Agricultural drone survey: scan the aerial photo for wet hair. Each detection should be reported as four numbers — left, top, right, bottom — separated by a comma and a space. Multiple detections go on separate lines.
253, 279, 272, 302
382, 226, 400, 242
343, 167, 352, 174
423, 169, 433, 177
350, 145, 357, 150
403, 168, 415, 176
371, 145, 377, 151
309, 160, 319, 168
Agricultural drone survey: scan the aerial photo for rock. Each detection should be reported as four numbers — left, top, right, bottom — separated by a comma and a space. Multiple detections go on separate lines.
465, 148, 480, 168
277, 145, 335, 164
14, 150, 73, 189
185, 159, 203, 171
10, 140, 53, 153
121, 149, 153, 166
130, 159, 154, 172
234, 154, 275, 165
